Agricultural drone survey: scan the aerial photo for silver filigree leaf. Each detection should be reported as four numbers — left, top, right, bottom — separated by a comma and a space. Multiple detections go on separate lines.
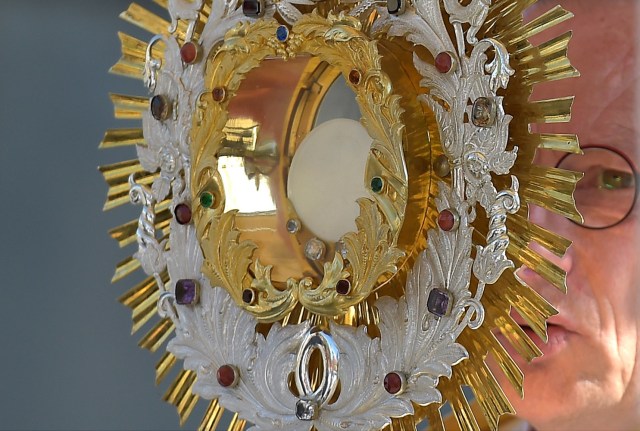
315, 323, 412, 431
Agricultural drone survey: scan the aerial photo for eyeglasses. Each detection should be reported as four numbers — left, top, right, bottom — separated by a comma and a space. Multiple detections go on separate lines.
555, 146, 638, 229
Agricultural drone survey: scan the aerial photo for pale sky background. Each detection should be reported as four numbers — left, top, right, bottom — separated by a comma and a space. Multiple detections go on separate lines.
0, 1, 217, 429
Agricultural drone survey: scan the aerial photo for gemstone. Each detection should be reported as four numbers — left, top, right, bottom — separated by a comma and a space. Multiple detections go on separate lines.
427, 287, 452, 317
180, 41, 200, 64
175, 279, 198, 305
150, 95, 171, 121
433, 155, 450, 177
217, 364, 238, 387
174, 203, 192, 225
387, 0, 403, 14
286, 219, 301, 234
348, 69, 361, 85
242, 288, 255, 304
472, 97, 496, 127
437, 209, 457, 231
276, 25, 289, 42
383, 372, 404, 395
335, 241, 348, 260
212, 87, 226, 102
200, 191, 215, 208
305, 238, 326, 261
435, 52, 453, 74
242, 0, 263, 17
370, 176, 384, 193
336, 279, 351, 295
296, 399, 317, 421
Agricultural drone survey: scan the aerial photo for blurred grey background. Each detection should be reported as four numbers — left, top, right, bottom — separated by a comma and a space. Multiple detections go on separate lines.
0, 1, 213, 429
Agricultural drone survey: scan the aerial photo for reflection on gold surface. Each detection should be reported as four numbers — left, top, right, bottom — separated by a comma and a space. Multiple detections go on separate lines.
192, 15, 420, 320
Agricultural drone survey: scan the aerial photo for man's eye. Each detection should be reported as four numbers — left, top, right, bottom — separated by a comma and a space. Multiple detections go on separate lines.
599, 169, 634, 190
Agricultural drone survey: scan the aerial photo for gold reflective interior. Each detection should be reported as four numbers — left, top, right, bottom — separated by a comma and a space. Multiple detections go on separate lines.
211, 41, 439, 295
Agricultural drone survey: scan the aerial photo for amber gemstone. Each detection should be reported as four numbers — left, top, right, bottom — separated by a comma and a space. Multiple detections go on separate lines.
174, 203, 192, 225
435, 52, 453, 74
150, 95, 171, 121
383, 372, 403, 394
348, 69, 361, 85
212, 87, 226, 102
336, 279, 351, 295
217, 364, 238, 387
437, 209, 456, 231
180, 41, 200, 64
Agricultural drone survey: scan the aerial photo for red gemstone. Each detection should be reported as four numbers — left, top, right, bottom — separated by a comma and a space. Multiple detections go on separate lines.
180, 41, 200, 64
212, 87, 226, 102
336, 279, 351, 295
437, 209, 456, 231
217, 364, 238, 387
383, 372, 403, 394
174, 203, 192, 225
348, 69, 361, 85
435, 52, 453, 73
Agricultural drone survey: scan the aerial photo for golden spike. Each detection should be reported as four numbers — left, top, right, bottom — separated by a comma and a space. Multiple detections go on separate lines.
99, 159, 144, 182
156, 352, 177, 385
110, 209, 172, 248
131, 289, 160, 334
199, 400, 224, 431
112, 256, 141, 283
496, 272, 557, 342
110, 93, 148, 120
109, 32, 162, 80
120, 3, 171, 35
177, 391, 199, 426
475, 325, 523, 397
106, 170, 155, 200
507, 211, 572, 257
522, 96, 574, 124
120, 274, 159, 308
446, 379, 480, 431
100, 128, 145, 149
505, 6, 574, 47
519, 31, 580, 86
488, 301, 543, 362
139, 318, 174, 352
164, 370, 195, 404
420, 403, 445, 431
537, 133, 581, 154
153, 0, 168, 9
507, 235, 568, 293
456, 339, 515, 430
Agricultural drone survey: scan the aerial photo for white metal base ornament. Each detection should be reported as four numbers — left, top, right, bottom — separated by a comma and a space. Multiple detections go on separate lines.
103, 0, 581, 429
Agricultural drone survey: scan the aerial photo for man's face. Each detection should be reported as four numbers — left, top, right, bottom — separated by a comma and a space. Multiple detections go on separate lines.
495, 1, 640, 429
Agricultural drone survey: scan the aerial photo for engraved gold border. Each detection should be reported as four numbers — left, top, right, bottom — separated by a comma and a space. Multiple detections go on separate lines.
191, 13, 408, 321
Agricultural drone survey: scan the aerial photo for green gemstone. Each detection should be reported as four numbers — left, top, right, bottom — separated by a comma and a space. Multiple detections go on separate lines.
199, 191, 215, 208
370, 176, 384, 193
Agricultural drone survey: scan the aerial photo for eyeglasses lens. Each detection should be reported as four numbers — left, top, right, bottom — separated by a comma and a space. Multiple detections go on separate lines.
557, 147, 636, 228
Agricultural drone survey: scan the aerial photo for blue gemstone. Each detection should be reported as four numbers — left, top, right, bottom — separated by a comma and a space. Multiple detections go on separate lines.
276, 25, 289, 42
427, 288, 451, 317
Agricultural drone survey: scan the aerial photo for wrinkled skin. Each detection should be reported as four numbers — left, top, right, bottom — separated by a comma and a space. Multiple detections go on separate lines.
494, 1, 640, 430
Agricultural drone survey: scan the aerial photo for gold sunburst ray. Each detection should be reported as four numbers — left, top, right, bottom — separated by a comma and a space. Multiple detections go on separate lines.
100, 128, 145, 149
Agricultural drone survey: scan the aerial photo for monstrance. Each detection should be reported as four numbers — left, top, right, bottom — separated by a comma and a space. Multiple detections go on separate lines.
101, 0, 582, 429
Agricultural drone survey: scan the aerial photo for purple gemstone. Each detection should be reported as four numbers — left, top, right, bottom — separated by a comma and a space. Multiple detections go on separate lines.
175, 279, 198, 305
427, 288, 451, 317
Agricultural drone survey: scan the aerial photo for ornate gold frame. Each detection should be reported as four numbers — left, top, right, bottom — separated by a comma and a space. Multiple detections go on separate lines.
192, 13, 409, 321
